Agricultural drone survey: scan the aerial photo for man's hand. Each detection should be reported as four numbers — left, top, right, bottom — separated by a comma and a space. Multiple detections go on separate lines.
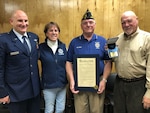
0, 96, 10, 104
70, 82, 79, 94
142, 96, 150, 109
97, 79, 106, 94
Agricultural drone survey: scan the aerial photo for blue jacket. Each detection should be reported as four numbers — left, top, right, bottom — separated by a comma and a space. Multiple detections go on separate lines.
39, 39, 68, 89
0, 30, 40, 102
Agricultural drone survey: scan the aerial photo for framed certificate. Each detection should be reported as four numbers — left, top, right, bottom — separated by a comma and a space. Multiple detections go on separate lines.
73, 54, 100, 92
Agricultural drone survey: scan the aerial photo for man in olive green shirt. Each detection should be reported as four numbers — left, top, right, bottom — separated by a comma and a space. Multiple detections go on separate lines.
114, 11, 150, 113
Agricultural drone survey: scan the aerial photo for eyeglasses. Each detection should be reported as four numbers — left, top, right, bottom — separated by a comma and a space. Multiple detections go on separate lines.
82, 20, 95, 25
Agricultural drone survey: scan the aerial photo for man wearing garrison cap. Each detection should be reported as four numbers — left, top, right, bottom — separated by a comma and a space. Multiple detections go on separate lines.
81, 9, 94, 20
66, 9, 112, 113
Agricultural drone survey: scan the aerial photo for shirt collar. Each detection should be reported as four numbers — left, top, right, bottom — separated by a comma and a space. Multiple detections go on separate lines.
124, 27, 139, 40
13, 29, 28, 39
47, 39, 58, 48
80, 34, 97, 41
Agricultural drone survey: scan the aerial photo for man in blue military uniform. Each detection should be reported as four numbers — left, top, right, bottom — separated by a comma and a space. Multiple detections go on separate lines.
0, 10, 40, 113
66, 9, 112, 113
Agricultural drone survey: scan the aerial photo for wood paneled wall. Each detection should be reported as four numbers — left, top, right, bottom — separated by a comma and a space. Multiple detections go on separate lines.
0, 0, 150, 46
0, 0, 150, 72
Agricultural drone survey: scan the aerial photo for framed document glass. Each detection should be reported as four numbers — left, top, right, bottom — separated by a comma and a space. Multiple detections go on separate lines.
73, 54, 100, 92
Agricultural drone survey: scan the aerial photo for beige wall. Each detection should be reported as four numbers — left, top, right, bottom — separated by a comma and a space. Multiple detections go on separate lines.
0, 0, 150, 72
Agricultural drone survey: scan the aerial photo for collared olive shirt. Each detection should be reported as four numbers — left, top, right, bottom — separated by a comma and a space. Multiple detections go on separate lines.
114, 28, 150, 98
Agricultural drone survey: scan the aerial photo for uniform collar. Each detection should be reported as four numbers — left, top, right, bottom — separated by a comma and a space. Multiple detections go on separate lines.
80, 34, 97, 41
13, 29, 28, 42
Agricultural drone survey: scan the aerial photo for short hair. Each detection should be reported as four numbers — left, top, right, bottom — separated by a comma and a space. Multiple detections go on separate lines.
44, 21, 60, 34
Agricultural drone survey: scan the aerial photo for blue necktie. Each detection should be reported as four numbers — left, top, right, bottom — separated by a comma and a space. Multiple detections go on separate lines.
22, 36, 30, 54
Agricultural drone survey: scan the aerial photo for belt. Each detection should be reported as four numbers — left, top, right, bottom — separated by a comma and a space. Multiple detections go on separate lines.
117, 75, 146, 82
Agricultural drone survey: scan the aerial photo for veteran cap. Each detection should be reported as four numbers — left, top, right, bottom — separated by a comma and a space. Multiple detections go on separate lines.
82, 9, 94, 20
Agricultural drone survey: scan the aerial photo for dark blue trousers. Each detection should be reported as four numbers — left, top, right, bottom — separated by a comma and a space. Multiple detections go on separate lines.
7, 94, 40, 113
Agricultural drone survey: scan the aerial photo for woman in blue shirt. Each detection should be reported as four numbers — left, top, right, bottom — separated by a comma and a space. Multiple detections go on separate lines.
39, 22, 68, 113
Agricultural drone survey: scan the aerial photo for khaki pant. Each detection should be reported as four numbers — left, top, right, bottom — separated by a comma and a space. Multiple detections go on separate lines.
74, 91, 105, 113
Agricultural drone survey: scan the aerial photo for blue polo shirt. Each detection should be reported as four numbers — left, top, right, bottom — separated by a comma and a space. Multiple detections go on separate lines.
67, 34, 110, 75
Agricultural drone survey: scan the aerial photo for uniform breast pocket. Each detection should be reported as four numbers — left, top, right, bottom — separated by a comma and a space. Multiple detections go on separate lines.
7, 51, 27, 64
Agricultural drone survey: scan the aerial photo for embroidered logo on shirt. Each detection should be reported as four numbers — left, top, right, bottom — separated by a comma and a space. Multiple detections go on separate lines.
95, 42, 100, 49
58, 48, 64, 55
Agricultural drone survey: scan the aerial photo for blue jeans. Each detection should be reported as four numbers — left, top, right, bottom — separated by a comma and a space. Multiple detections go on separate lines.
43, 87, 66, 113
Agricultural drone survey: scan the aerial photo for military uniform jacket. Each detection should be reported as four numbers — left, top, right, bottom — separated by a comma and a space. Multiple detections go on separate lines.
0, 30, 40, 102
